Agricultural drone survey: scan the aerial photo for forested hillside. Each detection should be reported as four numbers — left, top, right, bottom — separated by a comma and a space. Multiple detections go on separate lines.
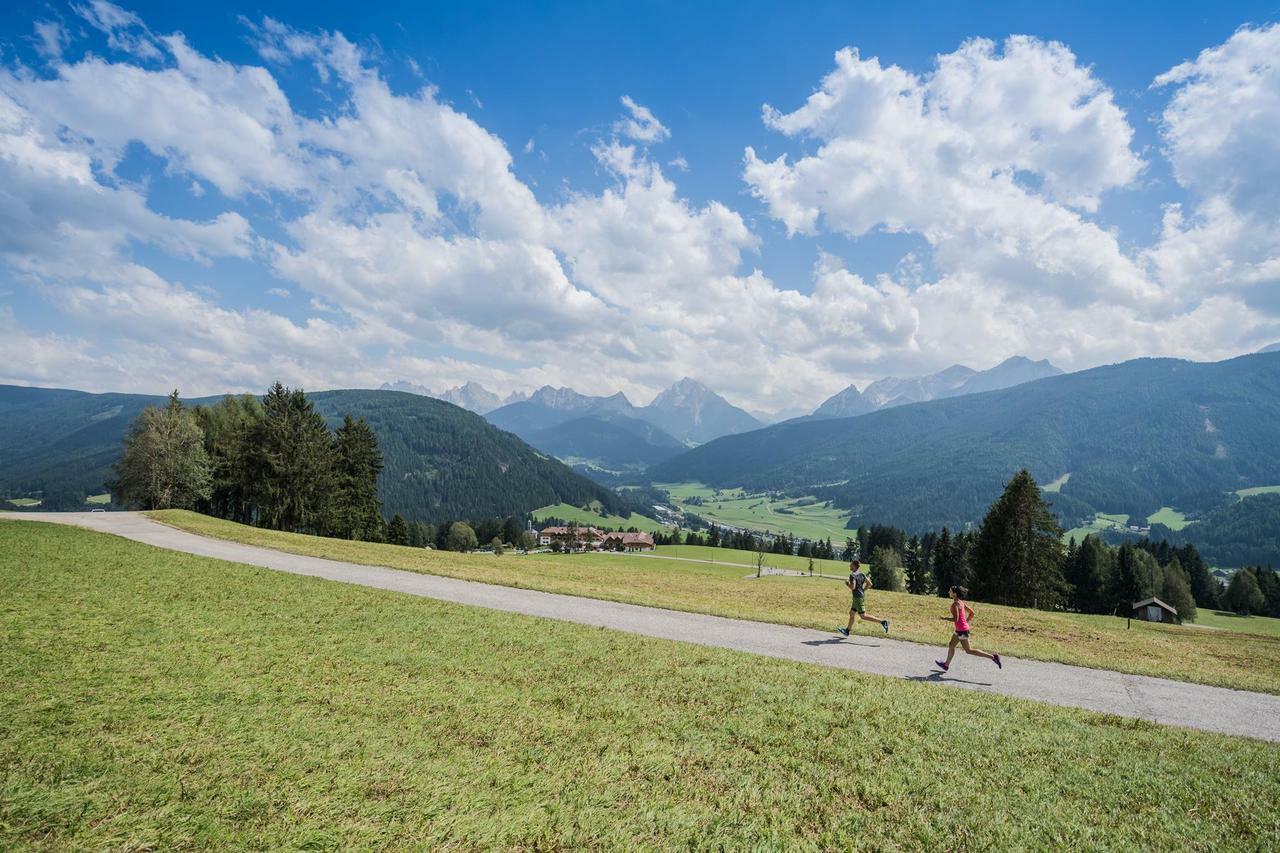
1, 385, 630, 524
307, 390, 630, 523
0, 386, 205, 507
649, 353, 1280, 532
1143, 493, 1280, 568
524, 412, 684, 469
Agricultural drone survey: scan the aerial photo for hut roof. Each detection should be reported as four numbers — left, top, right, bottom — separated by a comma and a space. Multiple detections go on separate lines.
1132, 596, 1178, 614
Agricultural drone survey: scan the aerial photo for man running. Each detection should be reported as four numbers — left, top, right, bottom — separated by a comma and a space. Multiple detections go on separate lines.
837, 559, 890, 636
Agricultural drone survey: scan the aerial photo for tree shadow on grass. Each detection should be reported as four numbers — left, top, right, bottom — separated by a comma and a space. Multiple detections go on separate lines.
904, 672, 993, 687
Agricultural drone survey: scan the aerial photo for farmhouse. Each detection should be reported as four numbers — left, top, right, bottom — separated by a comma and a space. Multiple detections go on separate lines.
1132, 597, 1180, 624
538, 525, 605, 550
602, 531, 656, 552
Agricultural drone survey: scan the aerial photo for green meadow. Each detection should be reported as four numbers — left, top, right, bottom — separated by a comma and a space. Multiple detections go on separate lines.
1194, 609, 1280, 638
1042, 472, 1071, 493
1146, 506, 1191, 530
1236, 485, 1280, 499
145, 511, 1280, 694
3, 519, 1279, 849
653, 544, 848, 573
531, 501, 669, 533
4, 498, 41, 507
656, 481, 853, 541
527, 545, 848, 576
1063, 512, 1131, 544
85, 493, 111, 505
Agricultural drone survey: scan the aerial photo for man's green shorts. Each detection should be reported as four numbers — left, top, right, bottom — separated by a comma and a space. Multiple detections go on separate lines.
850, 594, 865, 614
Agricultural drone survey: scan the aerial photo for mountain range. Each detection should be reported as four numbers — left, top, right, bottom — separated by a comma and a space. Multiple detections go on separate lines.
812, 357, 1063, 419
648, 352, 1280, 537
394, 357, 1061, 475
379, 380, 526, 415
484, 378, 763, 479
0, 385, 633, 524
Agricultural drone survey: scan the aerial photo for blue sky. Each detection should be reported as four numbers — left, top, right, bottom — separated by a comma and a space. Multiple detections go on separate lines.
1, 1, 1278, 410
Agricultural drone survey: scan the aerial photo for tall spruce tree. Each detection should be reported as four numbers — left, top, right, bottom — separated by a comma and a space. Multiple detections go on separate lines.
933, 527, 954, 595
386, 513, 409, 546
329, 415, 383, 540
115, 391, 212, 510
194, 394, 266, 524
1178, 544, 1220, 610
970, 469, 1067, 609
1107, 542, 1160, 612
259, 383, 335, 534
1066, 534, 1115, 614
904, 536, 933, 595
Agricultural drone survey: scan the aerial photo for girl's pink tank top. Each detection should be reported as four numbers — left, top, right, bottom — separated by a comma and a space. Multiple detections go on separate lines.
954, 600, 970, 632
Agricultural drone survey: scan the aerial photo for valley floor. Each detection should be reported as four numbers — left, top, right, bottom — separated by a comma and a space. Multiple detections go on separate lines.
2, 518, 1278, 849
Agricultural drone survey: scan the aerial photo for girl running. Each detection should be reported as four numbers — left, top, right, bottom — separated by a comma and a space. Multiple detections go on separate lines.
935, 586, 1001, 672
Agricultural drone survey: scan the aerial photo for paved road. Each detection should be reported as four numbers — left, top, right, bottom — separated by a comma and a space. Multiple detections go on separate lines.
6, 511, 1280, 742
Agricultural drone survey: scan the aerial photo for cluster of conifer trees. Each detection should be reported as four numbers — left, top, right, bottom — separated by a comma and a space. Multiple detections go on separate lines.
844, 472, 1221, 621
116, 384, 384, 540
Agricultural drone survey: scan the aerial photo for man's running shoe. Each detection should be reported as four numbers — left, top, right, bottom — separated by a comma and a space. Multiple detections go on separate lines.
836, 627, 850, 637
993, 653, 1003, 669
881, 619, 890, 634
934, 660, 949, 671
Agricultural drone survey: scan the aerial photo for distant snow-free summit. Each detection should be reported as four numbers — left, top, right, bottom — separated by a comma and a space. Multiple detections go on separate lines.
812, 356, 1063, 419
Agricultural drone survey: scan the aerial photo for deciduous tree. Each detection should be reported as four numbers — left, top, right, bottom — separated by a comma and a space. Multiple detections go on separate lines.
115, 391, 212, 511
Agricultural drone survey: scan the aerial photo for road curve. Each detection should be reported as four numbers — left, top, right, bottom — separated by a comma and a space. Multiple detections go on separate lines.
5, 511, 1279, 742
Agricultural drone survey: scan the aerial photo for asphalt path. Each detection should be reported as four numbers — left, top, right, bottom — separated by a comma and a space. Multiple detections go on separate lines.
6, 511, 1279, 742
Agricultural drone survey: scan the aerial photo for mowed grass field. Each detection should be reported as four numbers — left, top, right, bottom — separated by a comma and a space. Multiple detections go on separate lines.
1195, 609, 1280, 638
4, 498, 40, 507
657, 481, 852, 541
531, 502, 669, 533
3, 519, 1279, 849
649, 544, 847, 573
148, 511, 1280, 694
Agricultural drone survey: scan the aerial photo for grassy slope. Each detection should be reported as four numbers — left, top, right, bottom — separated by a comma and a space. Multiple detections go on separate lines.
653, 544, 848, 573
3, 520, 1279, 849
1064, 512, 1131, 543
532, 502, 669, 533
1237, 485, 1280, 498
147, 511, 1280, 694
4, 498, 40, 507
1042, 472, 1070, 493
657, 481, 852, 541
1195, 610, 1280, 638
1147, 506, 1190, 530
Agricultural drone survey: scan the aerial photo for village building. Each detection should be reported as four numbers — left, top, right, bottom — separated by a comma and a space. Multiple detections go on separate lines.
537, 525, 605, 550
537, 525, 654, 552
602, 531, 656, 552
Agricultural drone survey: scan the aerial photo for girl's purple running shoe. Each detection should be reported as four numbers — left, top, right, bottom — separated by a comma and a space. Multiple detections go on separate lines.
934, 660, 949, 671
993, 654, 1003, 669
